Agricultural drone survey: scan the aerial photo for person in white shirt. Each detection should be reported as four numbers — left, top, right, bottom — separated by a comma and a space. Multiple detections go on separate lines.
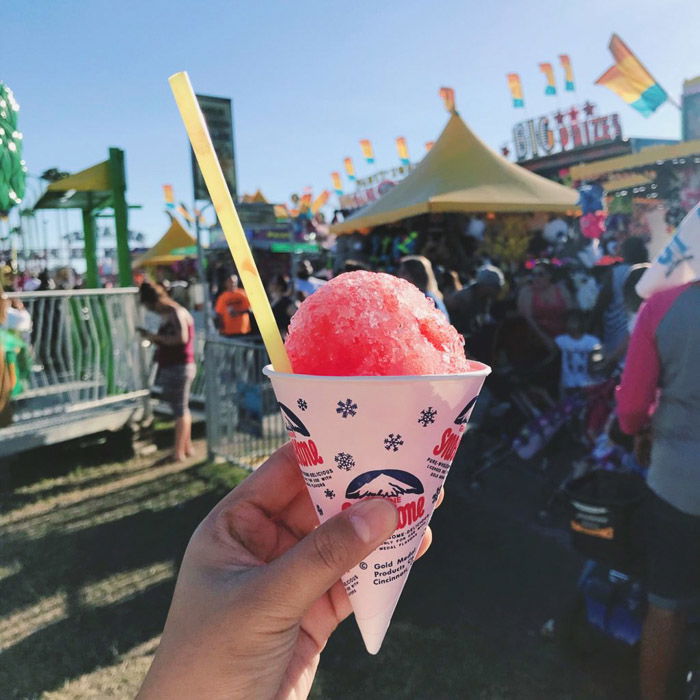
293, 259, 326, 299
555, 309, 602, 392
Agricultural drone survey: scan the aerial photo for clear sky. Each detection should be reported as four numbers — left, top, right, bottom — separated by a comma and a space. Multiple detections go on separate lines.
4, 0, 699, 247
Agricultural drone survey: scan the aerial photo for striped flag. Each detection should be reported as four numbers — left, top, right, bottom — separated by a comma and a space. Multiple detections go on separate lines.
395, 137, 410, 165
177, 202, 193, 222
439, 87, 455, 113
343, 157, 356, 181
331, 172, 343, 195
359, 139, 375, 164
300, 191, 313, 211
506, 74, 525, 107
163, 184, 175, 209
595, 34, 667, 117
539, 62, 557, 95
311, 190, 330, 215
559, 54, 575, 91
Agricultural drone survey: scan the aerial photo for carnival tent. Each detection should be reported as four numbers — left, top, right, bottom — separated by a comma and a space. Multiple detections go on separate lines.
331, 113, 578, 234
132, 218, 196, 268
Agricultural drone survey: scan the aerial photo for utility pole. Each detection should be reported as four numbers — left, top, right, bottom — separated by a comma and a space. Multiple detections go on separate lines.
109, 147, 133, 287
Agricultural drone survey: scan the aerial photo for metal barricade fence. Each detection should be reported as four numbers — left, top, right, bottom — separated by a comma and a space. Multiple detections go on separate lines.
204, 336, 286, 466
1, 289, 150, 457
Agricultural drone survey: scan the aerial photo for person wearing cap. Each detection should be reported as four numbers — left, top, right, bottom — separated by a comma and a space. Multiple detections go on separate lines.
445, 265, 504, 360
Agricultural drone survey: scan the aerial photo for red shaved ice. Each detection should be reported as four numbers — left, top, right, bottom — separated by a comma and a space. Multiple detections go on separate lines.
285, 271, 471, 376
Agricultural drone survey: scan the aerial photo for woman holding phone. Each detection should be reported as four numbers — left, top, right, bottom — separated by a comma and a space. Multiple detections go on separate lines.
138, 281, 196, 462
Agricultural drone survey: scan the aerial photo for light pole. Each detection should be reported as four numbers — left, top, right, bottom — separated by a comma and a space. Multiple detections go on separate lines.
193, 199, 215, 338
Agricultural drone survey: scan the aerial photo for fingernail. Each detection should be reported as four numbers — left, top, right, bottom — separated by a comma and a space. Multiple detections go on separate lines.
349, 499, 398, 544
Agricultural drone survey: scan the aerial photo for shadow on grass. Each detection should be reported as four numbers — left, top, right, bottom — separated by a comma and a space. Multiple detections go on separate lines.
0, 456, 246, 699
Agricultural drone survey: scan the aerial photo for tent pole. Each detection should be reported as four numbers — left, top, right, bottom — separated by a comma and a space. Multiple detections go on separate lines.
82, 193, 99, 288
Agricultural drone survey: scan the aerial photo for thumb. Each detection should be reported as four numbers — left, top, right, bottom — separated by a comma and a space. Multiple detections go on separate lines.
261, 498, 398, 617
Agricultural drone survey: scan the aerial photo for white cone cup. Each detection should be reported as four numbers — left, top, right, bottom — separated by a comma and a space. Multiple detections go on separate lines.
263, 363, 491, 654
636, 201, 700, 299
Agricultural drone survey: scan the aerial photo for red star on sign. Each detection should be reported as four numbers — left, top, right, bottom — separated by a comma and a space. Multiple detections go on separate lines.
568, 105, 579, 122
583, 101, 595, 116
554, 111, 565, 125
501, 145, 510, 157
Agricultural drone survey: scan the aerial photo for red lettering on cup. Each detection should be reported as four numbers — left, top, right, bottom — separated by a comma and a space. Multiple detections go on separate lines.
432, 428, 460, 461
291, 438, 324, 466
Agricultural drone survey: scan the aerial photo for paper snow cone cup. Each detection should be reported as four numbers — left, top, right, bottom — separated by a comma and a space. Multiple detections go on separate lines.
263, 363, 491, 654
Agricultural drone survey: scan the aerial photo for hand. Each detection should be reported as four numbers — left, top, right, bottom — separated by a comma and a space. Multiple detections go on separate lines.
138, 443, 435, 699
136, 327, 154, 342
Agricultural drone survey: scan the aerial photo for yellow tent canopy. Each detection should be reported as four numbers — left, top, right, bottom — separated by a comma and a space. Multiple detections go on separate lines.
331, 113, 579, 234
242, 189, 270, 203
34, 160, 113, 210
132, 218, 196, 268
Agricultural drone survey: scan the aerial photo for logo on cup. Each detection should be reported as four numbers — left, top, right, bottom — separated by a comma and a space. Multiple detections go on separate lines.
454, 395, 478, 425
278, 402, 311, 437
345, 470, 424, 499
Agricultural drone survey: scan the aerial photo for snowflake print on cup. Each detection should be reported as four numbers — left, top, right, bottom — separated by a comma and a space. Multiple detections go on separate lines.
336, 398, 358, 418
297, 398, 308, 411
384, 433, 404, 452
324, 488, 335, 500
418, 407, 437, 427
334, 452, 355, 471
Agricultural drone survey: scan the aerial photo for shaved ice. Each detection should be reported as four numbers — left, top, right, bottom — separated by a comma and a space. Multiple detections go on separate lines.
285, 271, 470, 376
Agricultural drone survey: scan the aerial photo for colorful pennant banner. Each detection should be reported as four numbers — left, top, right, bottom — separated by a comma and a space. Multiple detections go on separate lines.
331, 171, 343, 195
177, 202, 193, 222
539, 62, 557, 95
506, 73, 525, 107
343, 157, 356, 181
359, 139, 375, 164
425, 141, 435, 152
395, 137, 410, 165
311, 190, 330, 215
439, 86, 455, 113
299, 192, 313, 211
163, 184, 175, 209
559, 54, 575, 91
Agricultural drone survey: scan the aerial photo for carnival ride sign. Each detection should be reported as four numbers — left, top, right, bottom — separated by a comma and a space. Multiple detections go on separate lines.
339, 180, 396, 211
512, 102, 623, 162
191, 94, 237, 201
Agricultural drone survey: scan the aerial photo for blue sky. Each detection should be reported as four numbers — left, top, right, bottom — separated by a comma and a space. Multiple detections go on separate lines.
4, 0, 699, 247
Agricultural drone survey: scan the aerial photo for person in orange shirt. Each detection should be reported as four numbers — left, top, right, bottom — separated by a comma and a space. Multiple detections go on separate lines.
215, 275, 251, 336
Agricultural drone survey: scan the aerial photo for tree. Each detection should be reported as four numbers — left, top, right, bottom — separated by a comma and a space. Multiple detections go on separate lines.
0, 82, 26, 216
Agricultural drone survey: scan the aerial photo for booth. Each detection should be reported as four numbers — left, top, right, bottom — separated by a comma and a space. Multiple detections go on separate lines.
570, 139, 700, 257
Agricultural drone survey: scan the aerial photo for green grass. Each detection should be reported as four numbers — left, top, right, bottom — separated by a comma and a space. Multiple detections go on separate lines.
0, 439, 250, 699
0, 433, 634, 699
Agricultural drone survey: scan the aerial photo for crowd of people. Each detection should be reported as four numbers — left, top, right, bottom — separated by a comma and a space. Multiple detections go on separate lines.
140, 210, 700, 699
4, 209, 699, 698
